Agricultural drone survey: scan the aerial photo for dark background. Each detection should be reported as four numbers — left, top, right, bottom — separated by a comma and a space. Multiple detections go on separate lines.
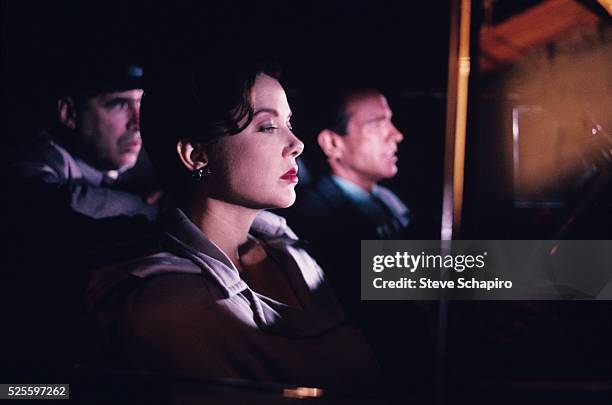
2, 0, 451, 237
4, 0, 608, 239
2, 1, 611, 403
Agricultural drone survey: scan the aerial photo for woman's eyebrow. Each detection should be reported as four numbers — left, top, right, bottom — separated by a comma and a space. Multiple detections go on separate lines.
253, 109, 292, 120
253, 108, 279, 117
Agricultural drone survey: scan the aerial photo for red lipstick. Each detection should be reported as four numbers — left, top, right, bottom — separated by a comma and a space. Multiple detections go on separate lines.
280, 167, 298, 183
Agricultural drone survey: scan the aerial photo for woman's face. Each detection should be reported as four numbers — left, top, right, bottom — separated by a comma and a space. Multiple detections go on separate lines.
207, 74, 304, 209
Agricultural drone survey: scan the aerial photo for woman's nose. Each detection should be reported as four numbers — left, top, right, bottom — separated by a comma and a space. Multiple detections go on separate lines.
285, 131, 304, 158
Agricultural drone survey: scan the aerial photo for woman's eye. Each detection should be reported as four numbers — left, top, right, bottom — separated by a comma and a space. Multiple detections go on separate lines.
260, 125, 278, 133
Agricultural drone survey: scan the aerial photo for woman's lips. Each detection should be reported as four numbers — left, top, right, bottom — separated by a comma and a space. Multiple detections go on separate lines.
280, 168, 299, 183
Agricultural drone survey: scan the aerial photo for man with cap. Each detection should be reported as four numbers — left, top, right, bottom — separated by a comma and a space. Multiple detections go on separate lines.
4, 58, 159, 380
10, 60, 158, 220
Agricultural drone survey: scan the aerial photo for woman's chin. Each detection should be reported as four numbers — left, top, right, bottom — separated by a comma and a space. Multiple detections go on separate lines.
272, 192, 296, 209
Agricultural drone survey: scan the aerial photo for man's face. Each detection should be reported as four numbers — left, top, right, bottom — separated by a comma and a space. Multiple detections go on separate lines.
337, 92, 403, 184
76, 89, 143, 171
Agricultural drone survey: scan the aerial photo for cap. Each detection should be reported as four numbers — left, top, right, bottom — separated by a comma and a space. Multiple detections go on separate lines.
57, 55, 145, 98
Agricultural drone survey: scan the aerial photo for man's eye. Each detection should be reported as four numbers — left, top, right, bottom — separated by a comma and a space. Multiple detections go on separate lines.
108, 100, 129, 110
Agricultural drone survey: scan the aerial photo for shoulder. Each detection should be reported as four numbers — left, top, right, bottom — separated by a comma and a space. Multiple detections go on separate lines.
117, 269, 234, 372
125, 270, 222, 324
12, 130, 80, 180
88, 249, 220, 310
117, 269, 253, 379
306, 175, 343, 200
277, 177, 351, 240
290, 176, 343, 214
26, 131, 73, 162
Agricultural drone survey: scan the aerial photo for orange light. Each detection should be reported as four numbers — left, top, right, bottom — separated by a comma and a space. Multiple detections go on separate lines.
283, 387, 324, 399
596, 0, 612, 15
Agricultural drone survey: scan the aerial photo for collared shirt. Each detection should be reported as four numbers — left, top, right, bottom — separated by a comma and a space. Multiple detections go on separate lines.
73, 155, 115, 186
331, 175, 410, 238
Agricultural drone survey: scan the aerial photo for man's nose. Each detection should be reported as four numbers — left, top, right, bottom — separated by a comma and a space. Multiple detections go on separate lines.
390, 124, 403, 143
127, 104, 140, 132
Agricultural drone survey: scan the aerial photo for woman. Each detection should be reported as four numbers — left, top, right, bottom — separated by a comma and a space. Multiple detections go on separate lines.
87, 57, 382, 394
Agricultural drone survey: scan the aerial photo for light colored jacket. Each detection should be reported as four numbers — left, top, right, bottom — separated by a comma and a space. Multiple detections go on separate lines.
88, 208, 382, 393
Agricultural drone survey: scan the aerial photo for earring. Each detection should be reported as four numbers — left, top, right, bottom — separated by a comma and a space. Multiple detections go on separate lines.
191, 166, 212, 181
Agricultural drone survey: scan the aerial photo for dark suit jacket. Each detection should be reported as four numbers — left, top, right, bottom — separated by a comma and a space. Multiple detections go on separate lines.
281, 175, 410, 306
279, 175, 434, 401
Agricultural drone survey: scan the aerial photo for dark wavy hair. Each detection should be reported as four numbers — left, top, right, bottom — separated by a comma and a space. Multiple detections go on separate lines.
140, 56, 281, 202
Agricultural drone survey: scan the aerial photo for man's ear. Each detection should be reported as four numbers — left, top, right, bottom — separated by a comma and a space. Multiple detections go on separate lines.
317, 129, 344, 160
58, 97, 77, 130
177, 139, 209, 171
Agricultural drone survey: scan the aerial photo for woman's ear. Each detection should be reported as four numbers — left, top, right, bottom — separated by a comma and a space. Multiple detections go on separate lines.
58, 97, 77, 130
177, 139, 209, 171
317, 129, 344, 160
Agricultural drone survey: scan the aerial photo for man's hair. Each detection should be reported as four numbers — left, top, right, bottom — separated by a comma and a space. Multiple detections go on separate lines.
319, 91, 352, 136
140, 53, 281, 202
301, 87, 381, 176
318, 87, 382, 136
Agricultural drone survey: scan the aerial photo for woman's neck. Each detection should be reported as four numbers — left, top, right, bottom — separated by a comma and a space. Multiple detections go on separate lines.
184, 197, 258, 271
